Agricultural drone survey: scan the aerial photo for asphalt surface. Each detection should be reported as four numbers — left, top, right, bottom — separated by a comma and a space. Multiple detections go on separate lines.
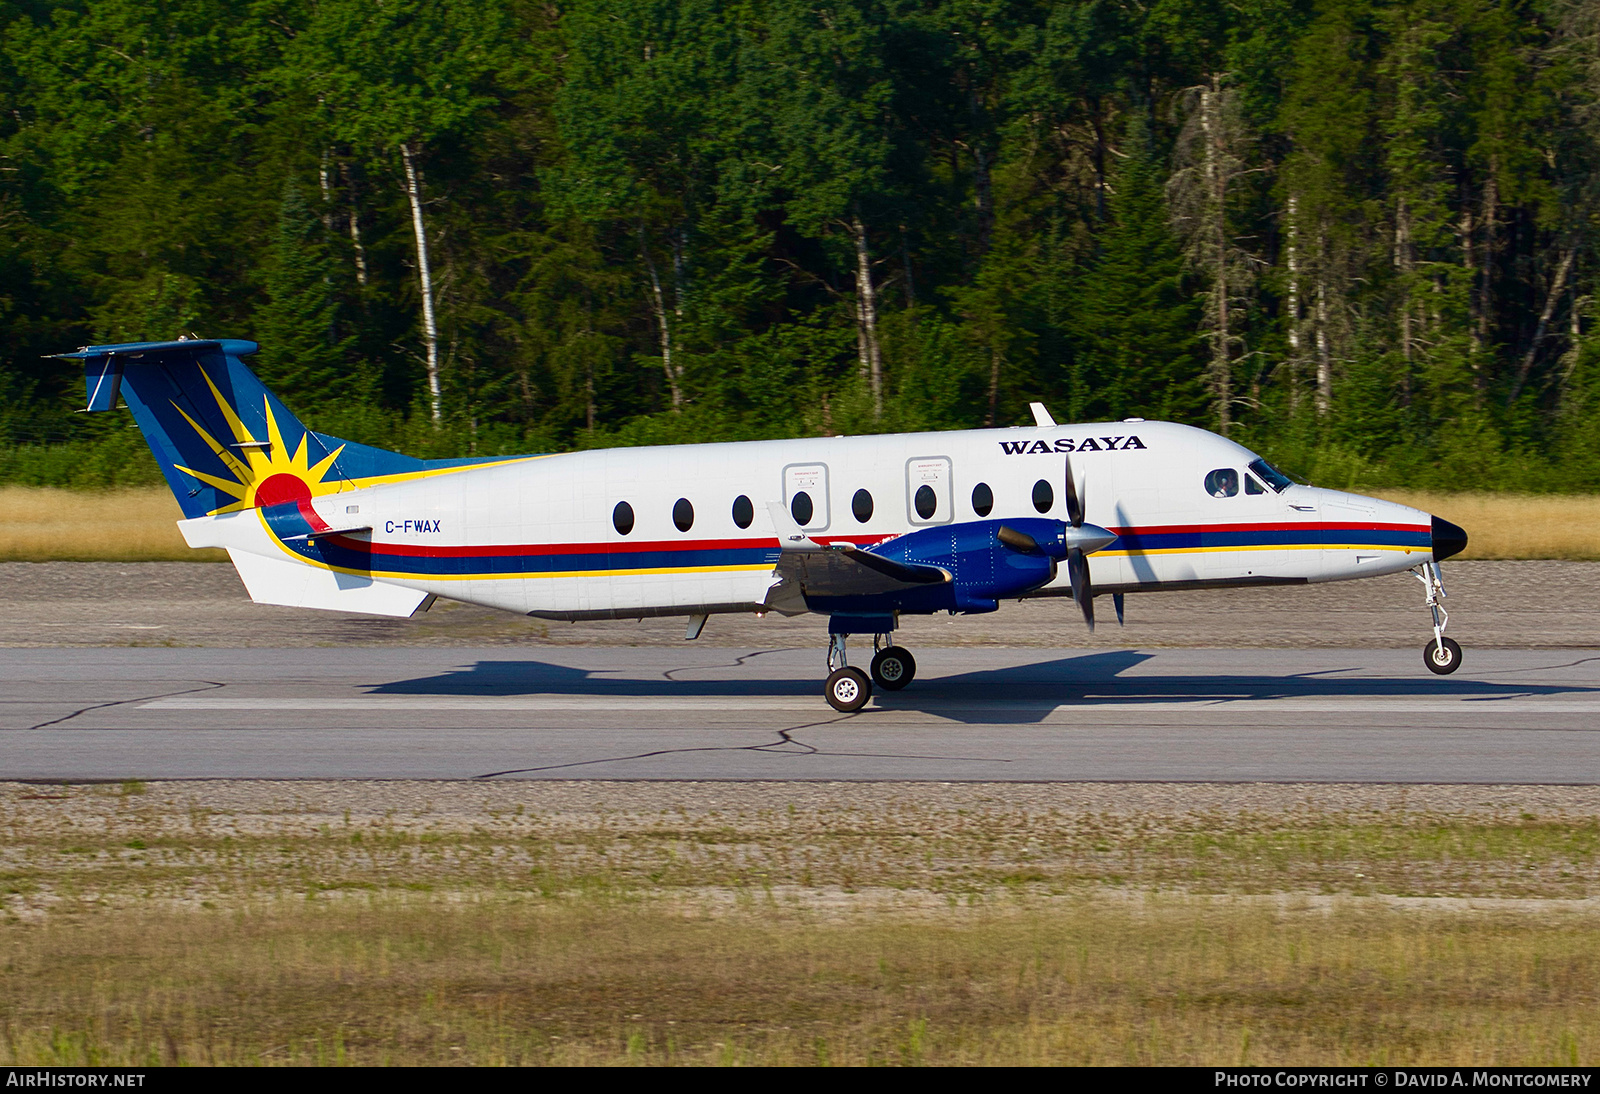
5, 646, 1599, 782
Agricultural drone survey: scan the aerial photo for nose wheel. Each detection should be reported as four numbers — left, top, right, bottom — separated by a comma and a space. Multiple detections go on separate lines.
1414, 563, 1462, 675
1424, 637, 1462, 675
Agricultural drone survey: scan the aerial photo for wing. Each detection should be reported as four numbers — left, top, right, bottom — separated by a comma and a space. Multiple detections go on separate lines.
762, 502, 948, 614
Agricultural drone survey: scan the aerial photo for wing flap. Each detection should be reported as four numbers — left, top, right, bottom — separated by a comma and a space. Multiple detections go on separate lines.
764, 544, 949, 612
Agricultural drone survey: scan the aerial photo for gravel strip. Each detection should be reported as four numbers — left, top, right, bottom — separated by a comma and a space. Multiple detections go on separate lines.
4, 560, 1600, 648
8, 779, 1599, 832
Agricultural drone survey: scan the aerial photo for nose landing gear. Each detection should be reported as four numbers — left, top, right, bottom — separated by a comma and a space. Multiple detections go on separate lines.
1414, 563, 1462, 675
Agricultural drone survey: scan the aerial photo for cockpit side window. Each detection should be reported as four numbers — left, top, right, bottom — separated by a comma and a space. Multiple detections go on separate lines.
1245, 473, 1266, 495
1247, 458, 1294, 493
1204, 468, 1239, 498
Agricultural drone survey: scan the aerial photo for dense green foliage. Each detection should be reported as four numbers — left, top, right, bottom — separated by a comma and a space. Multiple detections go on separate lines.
2, 0, 1598, 490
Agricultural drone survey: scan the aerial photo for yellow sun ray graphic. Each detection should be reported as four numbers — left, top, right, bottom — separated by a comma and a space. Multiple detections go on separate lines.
173, 369, 346, 515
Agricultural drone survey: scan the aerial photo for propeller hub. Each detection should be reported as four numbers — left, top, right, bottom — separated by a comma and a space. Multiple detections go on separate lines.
1064, 522, 1118, 555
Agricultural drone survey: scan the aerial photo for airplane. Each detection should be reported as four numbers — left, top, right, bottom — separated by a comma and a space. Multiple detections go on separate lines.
58, 337, 1470, 711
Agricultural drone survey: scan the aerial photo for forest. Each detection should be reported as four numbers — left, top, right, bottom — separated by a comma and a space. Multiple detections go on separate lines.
1, 0, 1597, 492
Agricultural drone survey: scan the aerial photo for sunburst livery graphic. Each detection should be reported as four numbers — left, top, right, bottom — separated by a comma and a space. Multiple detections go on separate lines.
171, 368, 345, 514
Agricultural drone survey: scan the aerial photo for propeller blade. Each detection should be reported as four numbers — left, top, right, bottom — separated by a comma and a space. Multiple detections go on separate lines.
996, 525, 1040, 552
1067, 548, 1094, 631
1113, 592, 1125, 626
1063, 454, 1085, 528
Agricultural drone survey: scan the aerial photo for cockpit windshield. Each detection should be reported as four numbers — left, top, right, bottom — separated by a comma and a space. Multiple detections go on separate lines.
1247, 458, 1295, 493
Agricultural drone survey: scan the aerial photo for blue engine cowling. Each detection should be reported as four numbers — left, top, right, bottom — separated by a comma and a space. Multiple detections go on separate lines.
806, 518, 1067, 617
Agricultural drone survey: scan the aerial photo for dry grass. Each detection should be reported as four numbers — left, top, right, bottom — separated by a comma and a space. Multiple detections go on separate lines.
2, 781, 1597, 1066
5, 897, 1597, 1066
0, 485, 1597, 562
0, 486, 224, 562
1376, 491, 1600, 560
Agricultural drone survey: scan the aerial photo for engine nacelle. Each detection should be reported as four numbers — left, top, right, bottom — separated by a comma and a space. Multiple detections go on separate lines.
806, 518, 1065, 617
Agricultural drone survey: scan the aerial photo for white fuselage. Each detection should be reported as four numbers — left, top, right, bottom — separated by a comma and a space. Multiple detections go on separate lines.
182, 420, 1437, 621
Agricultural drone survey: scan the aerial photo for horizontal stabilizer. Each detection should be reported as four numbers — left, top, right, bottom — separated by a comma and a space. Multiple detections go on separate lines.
227, 549, 430, 618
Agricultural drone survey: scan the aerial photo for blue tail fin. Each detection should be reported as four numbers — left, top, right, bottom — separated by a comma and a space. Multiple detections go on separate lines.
58, 338, 501, 519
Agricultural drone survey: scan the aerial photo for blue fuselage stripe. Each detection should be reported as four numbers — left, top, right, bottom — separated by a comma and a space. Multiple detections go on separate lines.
303, 540, 781, 576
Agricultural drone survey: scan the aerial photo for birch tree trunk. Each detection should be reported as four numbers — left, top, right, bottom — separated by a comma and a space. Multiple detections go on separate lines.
1395, 194, 1414, 406
318, 147, 334, 231
638, 228, 682, 410
987, 347, 1000, 427
1478, 166, 1498, 351
1200, 76, 1232, 435
1286, 193, 1303, 414
400, 141, 441, 424
851, 213, 883, 418
342, 162, 368, 288
1462, 204, 1478, 351
1315, 235, 1333, 416
584, 320, 597, 432
1508, 244, 1576, 404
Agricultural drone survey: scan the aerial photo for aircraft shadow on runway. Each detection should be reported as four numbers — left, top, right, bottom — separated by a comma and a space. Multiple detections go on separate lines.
367, 650, 1600, 725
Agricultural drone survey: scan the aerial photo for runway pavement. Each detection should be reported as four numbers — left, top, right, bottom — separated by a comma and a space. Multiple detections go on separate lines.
4, 646, 1599, 782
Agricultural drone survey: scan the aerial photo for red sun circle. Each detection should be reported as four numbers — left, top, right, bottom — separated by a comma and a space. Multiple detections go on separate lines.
254, 473, 313, 508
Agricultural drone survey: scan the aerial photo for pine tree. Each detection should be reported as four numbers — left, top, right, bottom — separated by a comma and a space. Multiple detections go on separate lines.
256, 182, 353, 409
1067, 119, 1206, 425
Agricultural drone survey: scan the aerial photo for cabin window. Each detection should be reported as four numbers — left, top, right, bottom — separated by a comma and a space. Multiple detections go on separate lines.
613, 501, 635, 535
1245, 473, 1266, 495
972, 482, 994, 517
732, 494, 754, 529
852, 489, 874, 523
673, 497, 694, 532
1205, 469, 1239, 498
790, 491, 814, 526
1032, 479, 1053, 513
914, 484, 937, 520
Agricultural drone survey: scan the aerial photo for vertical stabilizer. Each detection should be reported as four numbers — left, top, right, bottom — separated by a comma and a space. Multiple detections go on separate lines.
55, 338, 466, 519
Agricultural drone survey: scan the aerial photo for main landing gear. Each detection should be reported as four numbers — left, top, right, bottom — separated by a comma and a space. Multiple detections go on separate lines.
823, 621, 918, 712
1414, 562, 1462, 675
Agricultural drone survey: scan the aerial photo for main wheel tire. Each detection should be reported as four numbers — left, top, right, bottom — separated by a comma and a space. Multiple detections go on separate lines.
824, 666, 872, 712
870, 646, 916, 691
1424, 636, 1463, 675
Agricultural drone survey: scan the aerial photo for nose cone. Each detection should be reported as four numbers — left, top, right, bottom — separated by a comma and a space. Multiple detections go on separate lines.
1431, 515, 1468, 562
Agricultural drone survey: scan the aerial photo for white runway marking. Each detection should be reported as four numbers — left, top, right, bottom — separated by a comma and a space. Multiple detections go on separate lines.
141, 696, 1600, 714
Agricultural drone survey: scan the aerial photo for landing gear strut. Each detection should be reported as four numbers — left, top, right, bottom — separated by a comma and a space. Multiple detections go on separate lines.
1414, 562, 1462, 675
822, 616, 916, 711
